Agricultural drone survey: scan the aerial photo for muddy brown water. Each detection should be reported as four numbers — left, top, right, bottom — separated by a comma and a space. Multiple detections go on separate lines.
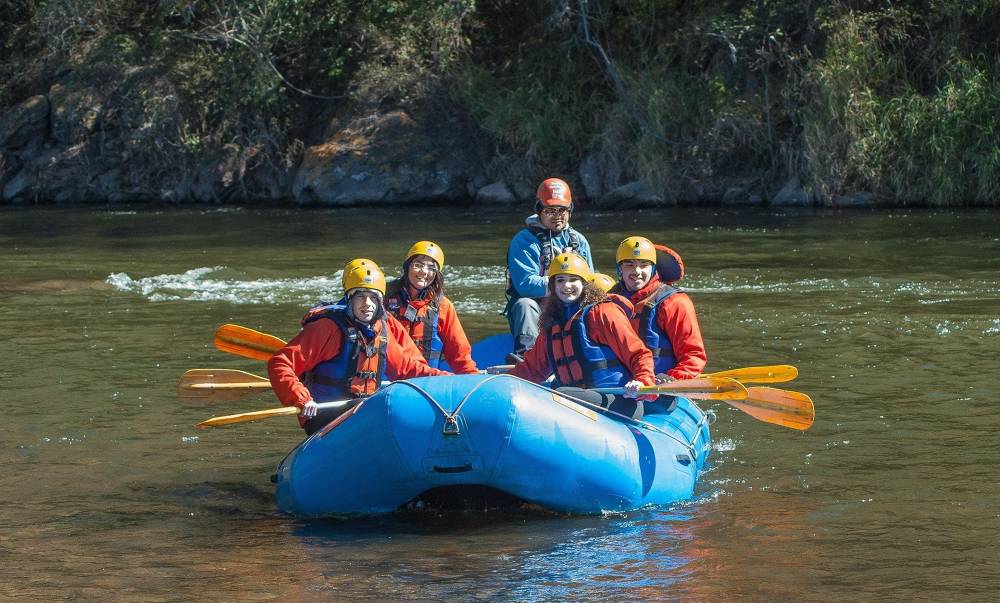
2, 206, 998, 600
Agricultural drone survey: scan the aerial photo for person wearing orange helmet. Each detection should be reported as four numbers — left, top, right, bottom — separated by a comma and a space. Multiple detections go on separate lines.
610, 236, 707, 381
268, 260, 451, 434
504, 177, 594, 362
508, 252, 656, 419
384, 241, 477, 373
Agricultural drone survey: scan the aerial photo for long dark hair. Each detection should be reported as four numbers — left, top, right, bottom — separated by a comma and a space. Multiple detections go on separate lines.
385, 258, 445, 302
539, 280, 608, 330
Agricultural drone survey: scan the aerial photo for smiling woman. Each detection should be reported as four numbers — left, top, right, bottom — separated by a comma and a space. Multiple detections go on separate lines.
507, 251, 656, 418
384, 241, 478, 374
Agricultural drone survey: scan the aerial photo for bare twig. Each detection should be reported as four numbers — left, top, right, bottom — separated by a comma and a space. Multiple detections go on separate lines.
188, 1, 346, 101
576, 0, 684, 146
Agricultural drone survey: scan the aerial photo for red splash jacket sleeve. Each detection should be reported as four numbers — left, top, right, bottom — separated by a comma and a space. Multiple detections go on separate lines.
267, 319, 344, 408
438, 297, 478, 374
656, 292, 708, 380
586, 302, 656, 386
507, 331, 554, 384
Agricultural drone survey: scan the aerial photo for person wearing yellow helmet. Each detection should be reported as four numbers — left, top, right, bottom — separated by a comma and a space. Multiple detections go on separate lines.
268, 259, 451, 434
507, 252, 657, 419
609, 236, 707, 382
384, 241, 477, 373
504, 177, 594, 362
587, 272, 617, 293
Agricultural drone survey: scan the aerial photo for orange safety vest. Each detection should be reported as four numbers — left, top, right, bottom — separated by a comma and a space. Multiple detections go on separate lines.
544, 301, 629, 388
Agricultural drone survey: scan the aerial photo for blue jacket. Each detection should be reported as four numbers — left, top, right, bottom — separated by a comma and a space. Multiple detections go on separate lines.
507, 215, 593, 299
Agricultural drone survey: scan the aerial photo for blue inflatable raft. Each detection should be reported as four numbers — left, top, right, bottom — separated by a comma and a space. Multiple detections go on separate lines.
273, 374, 713, 516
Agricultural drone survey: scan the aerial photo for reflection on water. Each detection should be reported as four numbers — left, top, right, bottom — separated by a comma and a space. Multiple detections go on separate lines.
1, 206, 999, 599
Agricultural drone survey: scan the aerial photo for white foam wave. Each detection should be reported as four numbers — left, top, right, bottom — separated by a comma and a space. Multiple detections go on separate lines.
107, 265, 509, 313
107, 267, 343, 305
444, 265, 507, 288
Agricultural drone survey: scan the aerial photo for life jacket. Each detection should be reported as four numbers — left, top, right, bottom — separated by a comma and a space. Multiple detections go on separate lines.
299, 303, 388, 400
544, 301, 628, 389
505, 223, 584, 299
385, 289, 444, 369
636, 285, 680, 374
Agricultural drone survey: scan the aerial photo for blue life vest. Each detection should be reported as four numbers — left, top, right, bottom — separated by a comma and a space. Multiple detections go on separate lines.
637, 285, 680, 374
299, 303, 388, 401
545, 301, 628, 389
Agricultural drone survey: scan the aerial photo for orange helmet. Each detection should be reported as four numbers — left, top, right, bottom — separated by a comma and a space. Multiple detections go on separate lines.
536, 177, 573, 209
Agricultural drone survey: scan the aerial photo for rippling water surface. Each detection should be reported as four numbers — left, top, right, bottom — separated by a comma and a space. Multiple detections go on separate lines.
2, 206, 998, 600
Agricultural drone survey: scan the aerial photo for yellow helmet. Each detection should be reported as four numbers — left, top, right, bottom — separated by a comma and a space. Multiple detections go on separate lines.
343, 257, 377, 274
343, 263, 387, 296
616, 236, 656, 264
405, 241, 444, 269
588, 272, 616, 292
547, 252, 591, 280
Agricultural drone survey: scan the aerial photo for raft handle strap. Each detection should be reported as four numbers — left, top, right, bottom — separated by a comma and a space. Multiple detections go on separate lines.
386, 375, 508, 436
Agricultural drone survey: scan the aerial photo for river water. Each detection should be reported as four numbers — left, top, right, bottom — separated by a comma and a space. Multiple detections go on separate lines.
2, 206, 998, 600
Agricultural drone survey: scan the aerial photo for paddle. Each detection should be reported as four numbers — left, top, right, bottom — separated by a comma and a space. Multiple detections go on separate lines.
196, 399, 353, 429
177, 368, 272, 403
701, 364, 797, 384
595, 379, 812, 431
487, 363, 798, 385
593, 377, 749, 400
735, 387, 814, 431
214, 324, 285, 361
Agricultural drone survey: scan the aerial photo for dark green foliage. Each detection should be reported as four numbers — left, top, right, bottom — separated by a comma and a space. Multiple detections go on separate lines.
2, 0, 998, 204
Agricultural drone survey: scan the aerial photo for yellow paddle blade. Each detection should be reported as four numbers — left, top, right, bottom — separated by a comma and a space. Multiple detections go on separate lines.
180, 368, 270, 385
177, 368, 273, 403
725, 387, 815, 431
196, 406, 299, 428
702, 365, 798, 384
213, 324, 286, 361
637, 377, 748, 400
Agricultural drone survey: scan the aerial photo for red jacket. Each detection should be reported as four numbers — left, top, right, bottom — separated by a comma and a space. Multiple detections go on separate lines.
626, 276, 707, 380
268, 312, 450, 424
388, 285, 478, 374
508, 300, 656, 387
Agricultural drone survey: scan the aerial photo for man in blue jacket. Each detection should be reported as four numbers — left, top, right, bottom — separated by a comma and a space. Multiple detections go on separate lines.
504, 177, 594, 361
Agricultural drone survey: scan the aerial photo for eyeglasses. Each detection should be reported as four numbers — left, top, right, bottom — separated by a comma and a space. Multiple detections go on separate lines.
410, 261, 438, 273
540, 207, 569, 217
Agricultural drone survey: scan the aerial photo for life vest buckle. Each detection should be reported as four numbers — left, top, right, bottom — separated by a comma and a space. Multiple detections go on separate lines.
443, 416, 460, 436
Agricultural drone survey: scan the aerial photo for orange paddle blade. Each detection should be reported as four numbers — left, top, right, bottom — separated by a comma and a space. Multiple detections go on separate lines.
725, 387, 815, 431
213, 324, 286, 361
